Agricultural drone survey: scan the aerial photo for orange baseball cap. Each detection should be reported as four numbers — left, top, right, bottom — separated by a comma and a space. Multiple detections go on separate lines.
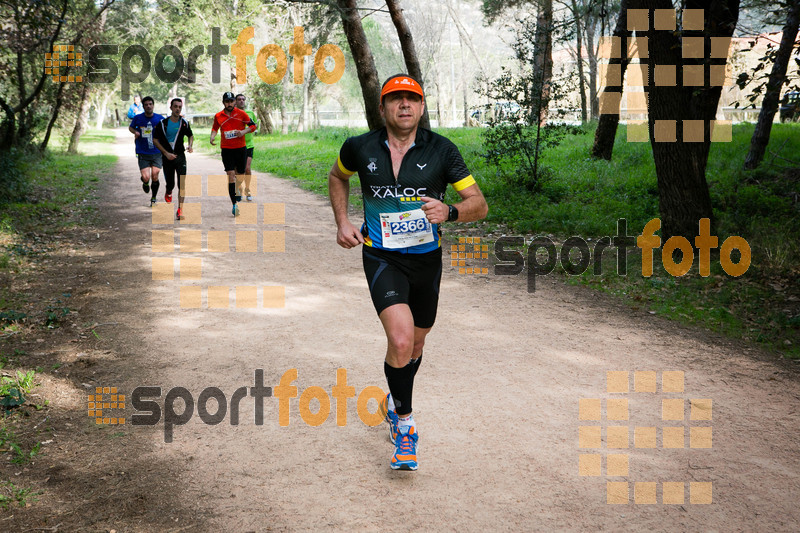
380, 75, 424, 101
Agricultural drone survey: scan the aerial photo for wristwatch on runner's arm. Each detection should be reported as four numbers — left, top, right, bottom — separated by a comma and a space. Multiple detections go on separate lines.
447, 204, 459, 222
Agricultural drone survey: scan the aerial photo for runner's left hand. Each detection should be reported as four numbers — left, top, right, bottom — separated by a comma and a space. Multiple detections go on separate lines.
420, 196, 448, 224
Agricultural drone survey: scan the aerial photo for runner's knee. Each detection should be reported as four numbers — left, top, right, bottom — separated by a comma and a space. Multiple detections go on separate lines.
387, 331, 414, 359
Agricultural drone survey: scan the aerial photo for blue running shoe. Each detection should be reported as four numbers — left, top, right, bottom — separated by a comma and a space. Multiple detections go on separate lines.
232, 203, 239, 217
383, 393, 399, 445
390, 425, 418, 471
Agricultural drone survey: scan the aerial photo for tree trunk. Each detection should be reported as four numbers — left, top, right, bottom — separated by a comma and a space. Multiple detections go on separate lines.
95, 89, 112, 129
68, 0, 108, 150
312, 91, 320, 129
385, 0, 431, 129
460, 36, 469, 126
533, 0, 554, 126
571, 0, 588, 123
68, 82, 92, 153
744, 0, 800, 169
337, 0, 383, 130
643, 0, 740, 241
298, 71, 307, 133
40, 82, 67, 151
435, 68, 442, 128
303, 55, 318, 132
446, 0, 487, 77
591, 0, 632, 159
585, 18, 599, 120
257, 102, 274, 134
0, 97, 16, 151
281, 74, 289, 135
253, 93, 274, 134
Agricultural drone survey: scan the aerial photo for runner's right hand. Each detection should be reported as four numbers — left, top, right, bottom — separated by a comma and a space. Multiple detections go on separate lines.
336, 221, 364, 249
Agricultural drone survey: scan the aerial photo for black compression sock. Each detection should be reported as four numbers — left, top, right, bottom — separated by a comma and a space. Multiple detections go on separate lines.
228, 182, 236, 204
384, 361, 416, 416
151, 179, 160, 199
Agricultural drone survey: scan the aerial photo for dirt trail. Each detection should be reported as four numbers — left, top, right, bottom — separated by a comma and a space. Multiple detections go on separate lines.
12, 129, 800, 531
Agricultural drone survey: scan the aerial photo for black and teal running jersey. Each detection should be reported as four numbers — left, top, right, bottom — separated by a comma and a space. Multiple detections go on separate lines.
337, 127, 476, 254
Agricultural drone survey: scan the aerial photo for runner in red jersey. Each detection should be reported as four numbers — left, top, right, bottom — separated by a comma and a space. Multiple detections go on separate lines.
210, 92, 256, 216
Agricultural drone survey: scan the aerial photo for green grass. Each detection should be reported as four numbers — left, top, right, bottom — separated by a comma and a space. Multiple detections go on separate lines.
0, 131, 113, 511
1, 140, 115, 236
0, 480, 42, 509
1, 130, 115, 237
242, 122, 800, 359
1, 130, 117, 332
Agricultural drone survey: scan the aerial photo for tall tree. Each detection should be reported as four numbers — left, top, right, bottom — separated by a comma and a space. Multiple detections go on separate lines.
385, 0, 431, 129
67, 82, 92, 153
566, 0, 588, 123
591, 0, 632, 159
337, 0, 383, 129
0, 0, 70, 150
582, 1, 609, 120
298, 4, 339, 131
482, 0, 555, 125
446, 0, 489, 124
533, 0, 554, 125
67, 2, 111, 153
641, 0, 740, 240
743, 0, 800, 169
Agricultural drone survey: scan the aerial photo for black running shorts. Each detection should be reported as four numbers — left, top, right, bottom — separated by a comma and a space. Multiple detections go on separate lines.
362, 246, 443, 328
137, 153, 162, 169
221, 147, 247, 174
162, 153, 186, 194
246, 147, 254, 159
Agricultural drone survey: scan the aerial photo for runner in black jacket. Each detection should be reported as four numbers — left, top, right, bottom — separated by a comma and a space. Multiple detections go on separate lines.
153, 98, 194, 220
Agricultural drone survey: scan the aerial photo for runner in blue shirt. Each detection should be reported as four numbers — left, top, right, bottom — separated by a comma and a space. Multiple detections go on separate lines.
128, 96, 165, 206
